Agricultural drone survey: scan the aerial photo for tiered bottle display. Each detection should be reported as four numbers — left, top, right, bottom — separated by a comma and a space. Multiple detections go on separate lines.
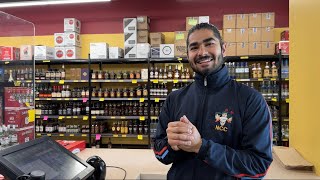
35, 65, 66, 80
91, 70, 141, 79
150, 65, 194, 79
226, 61, 278, 79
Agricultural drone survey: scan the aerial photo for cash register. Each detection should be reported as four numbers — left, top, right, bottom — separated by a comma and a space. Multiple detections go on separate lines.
0, 136, 106, 180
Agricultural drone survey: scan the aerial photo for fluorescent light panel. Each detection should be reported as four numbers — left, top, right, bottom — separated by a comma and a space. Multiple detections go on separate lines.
0, 0, 111, 8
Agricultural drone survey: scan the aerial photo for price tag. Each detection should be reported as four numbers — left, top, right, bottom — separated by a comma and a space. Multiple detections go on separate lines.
111, 117, 116, 119
92, 116, 97, 119
258, 78, 263, 81
176, 33, 184, 40
106, 80, 111, 82
285, 78, 289, 81
140, 98, 145, 102
122, 135, 127, 137
120, 116, 126, 119
73, 98, 78, 100
47, 134, 52, 136
36, 116, 40, 118
240, 56, 249, 59
119, 80, 124, 82
128, 98, 133, 100
65, 98, 70, 100
271, 98, 277, 102
70, 134, 75, 137
155, 98, 160, 102
74, 80, 79, 82
83, 116, 88, 121
14, 81, 21, 86
99, 98, 105, 101
46, 98, 51, 100
43, 60, 50, 63
35, 98, 40, 100
153, 79, 159, 83
82, 134, 87, 137
28, 109, 35, 122
4, 61, 10, 64
59, 80, 64, 84
96, 134, 101, 140
82, 98, 88, 102
132, 80, 137, 84
286, 99, 289, 103
50, 80, 55, 83
26, 80, 32, 83
37, 134, 41, 136
140, 116, 145, 121
58, 116, 64, 120
57, 98, 62, 100
173, 80, 179, 83
271, 78, 276, 81
92, 80, 98, 82
137, 135, 143, 140
36, 80, 41, 83
182, 79, 187, 82
43, 116, 48, 121
66, 116, 71, 119
59, 134, 64, 137
25, 102, 30, 107
73, 116, 78, 118
113, 134, 119, 137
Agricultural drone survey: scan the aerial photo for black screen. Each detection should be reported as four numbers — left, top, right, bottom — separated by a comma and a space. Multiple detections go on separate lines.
3, 140, 86, 179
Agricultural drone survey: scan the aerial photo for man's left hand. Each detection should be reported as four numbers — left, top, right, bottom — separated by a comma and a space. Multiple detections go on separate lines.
178, 115, 202, 153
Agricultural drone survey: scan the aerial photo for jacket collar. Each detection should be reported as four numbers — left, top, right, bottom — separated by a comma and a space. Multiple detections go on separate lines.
194, 64, 231, 90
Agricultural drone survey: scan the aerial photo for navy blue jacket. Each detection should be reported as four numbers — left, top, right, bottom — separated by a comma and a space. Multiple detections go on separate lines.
154, 65, 273, 180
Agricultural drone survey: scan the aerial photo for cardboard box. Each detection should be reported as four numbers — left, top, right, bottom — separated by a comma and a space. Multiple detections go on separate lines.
137, 16, 150, 30
81, 68, 89, 80
64, 32, 81, 47
236, 14, 249, 28
151, 47, 160, 58
137, 30, 149, 43
261, 27, 274, 41
160, 44, 174, 58
248, 42, 262, 55
248, 28, 261, 42
223, 29, 236, 43
90, 43, 109, 59
236, 28, 248, 42
281, 30, 289, 41
17, 126, 34, 144
226, 42, 237, 56
68, 68, 81, 80
278, 41, 289, 55
54, 33, 65, 47
124, 45, 137, 58
150, 33, 165, 47
20, 45, 33, 60
65, 46, 81, 59
4, 87, 29, 108
4, 107, 33, 128
64, 18, 81, 33
141, 69, 148, 80
199, 16, 210, 24
186, 17, 199, 31
249, 13, 262, 27
124, 32, 137, 45
34, 46, 54, 60
56, 140, 86, 154
109, 47, 124, 59
223, 14, 236, 29
55, 47, 65, 59
261, 42, 275, 55
1, 47, 20, 60
236, 42, 249, 56
137, 43, 151, 58
123, 18, 137, 33
262, 12, 275, 27
174, 31, 188, 42
174, 40, 187, 57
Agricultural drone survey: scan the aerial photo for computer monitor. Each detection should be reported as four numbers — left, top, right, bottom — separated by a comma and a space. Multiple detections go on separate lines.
0, 136, 94, 180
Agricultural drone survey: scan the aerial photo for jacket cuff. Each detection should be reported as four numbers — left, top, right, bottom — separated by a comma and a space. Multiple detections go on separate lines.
196, 138, 208, 160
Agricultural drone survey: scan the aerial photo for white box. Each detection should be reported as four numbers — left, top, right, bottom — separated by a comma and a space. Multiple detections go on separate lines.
34, 46, 54, 60
65, 46, 81, 59
160, 44, 174, 58
20, 45, 33, 60
55, 47, 65, 59
137, 43, 150, 58
64, 18, 81, 33
123, 18, 137, 33
65, 32, 81, 47
141, 69, 148, 80
199, 16, 210, 24
109, 47, 124, 59
124, 45, 137, 58
151, 47, 160, 58
124, 32, 137, 45
90, 43, 109, 59
54, 33, 65, 47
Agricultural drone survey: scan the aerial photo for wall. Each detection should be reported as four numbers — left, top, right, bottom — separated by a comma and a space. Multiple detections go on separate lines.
290, 0, 320, 175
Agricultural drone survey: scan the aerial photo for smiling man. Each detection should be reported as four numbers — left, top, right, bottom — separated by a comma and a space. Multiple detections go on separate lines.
153, 23, 273, 180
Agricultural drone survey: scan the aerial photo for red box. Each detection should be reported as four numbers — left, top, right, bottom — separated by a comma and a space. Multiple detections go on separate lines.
56, 140, 86, 154
281, 30, 289, 41
17, 126, 34, 144
276, 41, 289, 55
1, 47, 20, 60
4, 87, 29, 108
4, 107, 33, 128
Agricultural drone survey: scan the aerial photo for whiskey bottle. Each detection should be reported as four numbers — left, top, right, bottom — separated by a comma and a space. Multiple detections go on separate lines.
257, 63, 262, 78
264, 62, 270, 78
167, 66, 173, 79
186, 68, 190, 79
61, 64, 66, 80
143, 84, 148, 97
163, 66, 168, 79
181, 68, 186, 79
174, 65, 180, 79
271, 61, 278, 78
150, 67, 154, 79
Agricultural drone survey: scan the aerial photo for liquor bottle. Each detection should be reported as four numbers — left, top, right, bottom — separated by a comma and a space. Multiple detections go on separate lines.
264, 62, 270, 78
154, 67, 159, 79
50, 69, 55, 80
186, 68, 190, 79
150, 66, 154, 79
129, 71, 135, 79
174, 65, 180, 79
136, 84, 142, 97
163, 66, 168, 79
61, 64, 66, 80
271, 61, 278, 78
55, 68, 61, 80
252, 63, 257, 78
135, 70, 141, 79
167, 65, 173, 79
143, 84, 148, 97
257, 63, 262, 78
181, 68, 186, 79
244, 62, 249, 79
158, 68, 163, 79
92, 71, 97, 79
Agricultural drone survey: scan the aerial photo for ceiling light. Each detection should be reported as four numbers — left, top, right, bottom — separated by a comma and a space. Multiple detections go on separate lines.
0, 0, 111, 8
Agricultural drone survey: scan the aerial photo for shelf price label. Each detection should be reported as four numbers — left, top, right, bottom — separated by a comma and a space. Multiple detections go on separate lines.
50, 80, 55, 83
37, 134, 41, 136
58, 116, 64, 120
140, 116, 145, 121
92, 80, 98, 82
59, 134, 64, 137
128, 98, 133, 100
82, 134, 87, 137
57, 98, 62, 100
271, 98, 277, 102
119, 80, 124, 82
28, 110, 35, 122
99, 98, 105, 101
155, 98, 160, 102
137, 135, 143, 140
240, 56, 249, 59
43, 116, 48, 121
25, 102, 30, 107
140, 98, 145, 102
173, 80, 179, 83
47, 134, 52, 136
73, 80, 79, 82
4, 61, 10, 64
14, 81, 21, 86
42, 60, 50, 63
122, 135, 127, 137
177, 57, 183, 61
65, 98, 70, 100
132, 80, 137, 84
82, 98, 88, 103
258, 78, 263, 81
113, 134, 119, 137
66, 116, 71, 119
35, 98, 40, 100
111, 117, 116, 119
83, 116, 88, 121
286, 99, 289, 103
96, 134, 101, 140
70, 134, 75, 137
271, 78, 277, 81
120, 117, 126, 119
59, 80, 64, 84
92, 116, 97, 119
152, 79, 159, 84
182, 79, 188, 82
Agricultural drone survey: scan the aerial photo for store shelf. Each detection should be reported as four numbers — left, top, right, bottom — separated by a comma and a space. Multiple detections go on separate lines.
90, 58, 148, 64
283, 118, 289, 122
150, 97, 166, 101
35, 98, 87, 101
235, 78, 278, 82
36, 133, 88, 137
151, 79, 194, 83
91, 79, 148, 83
282, 78, 289, 81
35, 59, 88, 64
150, 57, 189, 63
35, 80, 88, 83
225, 55, 279, 62
94, 116, 148, 120
95, 133, 148, 139
282, 138, 289, 142
91, 97, 146, 101
0, 60, 33, 65
36, 115, 88, 119
272, 118, 279, 122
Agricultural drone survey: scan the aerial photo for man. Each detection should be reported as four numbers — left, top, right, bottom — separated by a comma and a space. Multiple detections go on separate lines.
153, 23, 273, 180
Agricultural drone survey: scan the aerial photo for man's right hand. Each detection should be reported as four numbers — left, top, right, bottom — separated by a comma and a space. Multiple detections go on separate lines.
166, 121, 194, 151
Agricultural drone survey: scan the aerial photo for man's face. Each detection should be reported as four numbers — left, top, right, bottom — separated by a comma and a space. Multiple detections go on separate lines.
187, 29, 226, 76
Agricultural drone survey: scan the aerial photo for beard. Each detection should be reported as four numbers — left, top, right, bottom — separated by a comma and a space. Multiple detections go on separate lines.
190, 54, 224, 76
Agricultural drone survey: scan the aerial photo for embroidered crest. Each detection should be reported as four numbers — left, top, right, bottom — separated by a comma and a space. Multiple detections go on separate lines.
214, 108, 233, 132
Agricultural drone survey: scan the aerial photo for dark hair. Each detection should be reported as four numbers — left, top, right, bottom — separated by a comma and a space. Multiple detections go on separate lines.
186, 23, 224, 52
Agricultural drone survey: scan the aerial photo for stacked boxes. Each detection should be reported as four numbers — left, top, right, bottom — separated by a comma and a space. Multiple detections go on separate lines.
0, 45, 33, 61
223, 12, 275, 56
54, 18, 81, 59
174, 31, 188, 57
137, 16, 151, 58
186, 16, 210, 31
124, 18, 137, 58
150, 32, 164, 58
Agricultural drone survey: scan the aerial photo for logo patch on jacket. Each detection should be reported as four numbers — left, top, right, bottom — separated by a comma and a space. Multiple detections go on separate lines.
214, 108, 233, 132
